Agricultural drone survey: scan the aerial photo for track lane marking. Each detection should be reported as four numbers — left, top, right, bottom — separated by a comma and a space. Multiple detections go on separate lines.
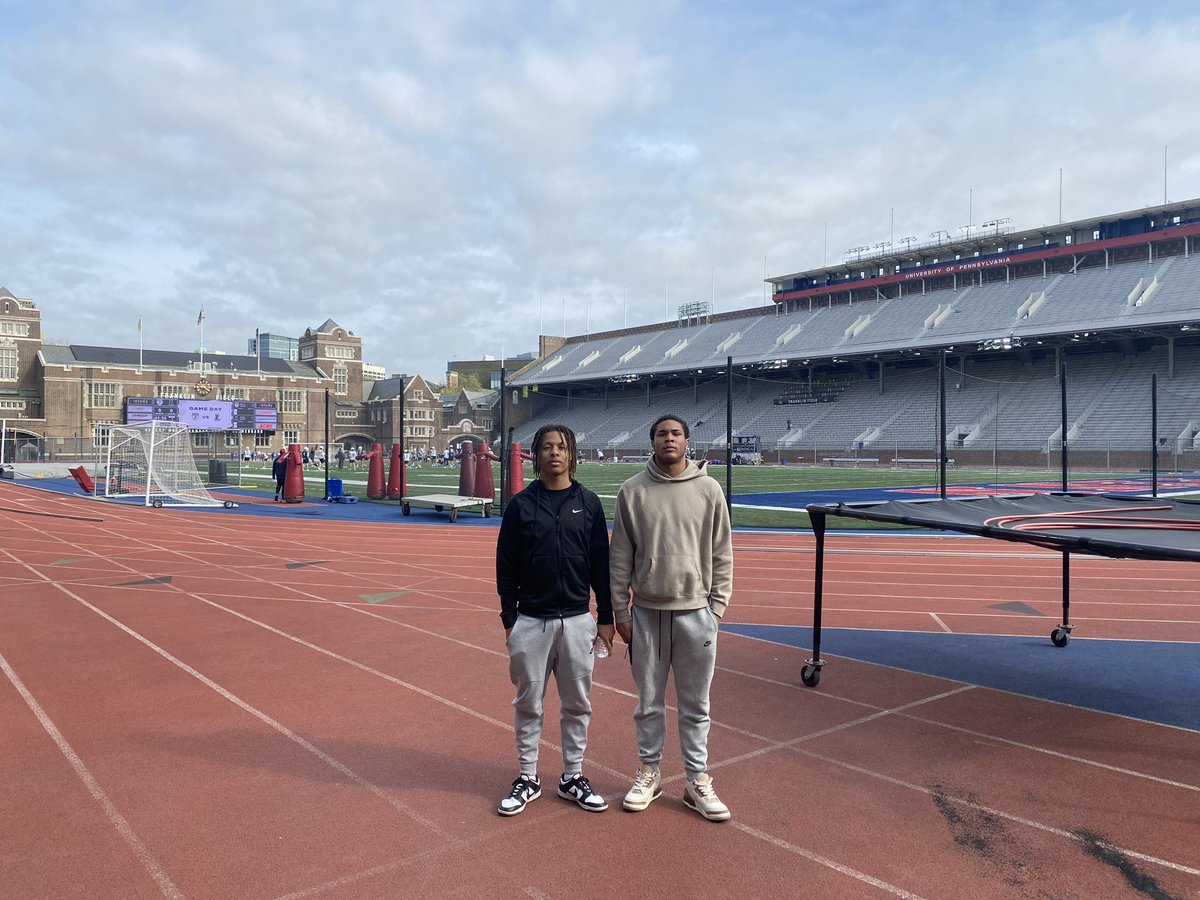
0, 648, 184, 899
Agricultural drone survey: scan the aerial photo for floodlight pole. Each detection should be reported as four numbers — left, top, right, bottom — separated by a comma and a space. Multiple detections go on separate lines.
399, 376, 406, 503
323, 389, 330, 500
499, 366, 507, 513
938, 350, 948, 499
725, 356, 733, 517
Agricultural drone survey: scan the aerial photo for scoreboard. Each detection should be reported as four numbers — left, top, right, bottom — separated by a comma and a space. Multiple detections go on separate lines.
125, 398, 278, 432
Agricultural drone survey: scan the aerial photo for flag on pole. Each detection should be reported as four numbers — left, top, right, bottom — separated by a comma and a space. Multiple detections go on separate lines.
137, 316, 142, 333
197, 308, 205, 326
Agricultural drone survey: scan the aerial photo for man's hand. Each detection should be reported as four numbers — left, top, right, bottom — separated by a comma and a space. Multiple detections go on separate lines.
597, 623, 615, 652
615, 621, 632, 644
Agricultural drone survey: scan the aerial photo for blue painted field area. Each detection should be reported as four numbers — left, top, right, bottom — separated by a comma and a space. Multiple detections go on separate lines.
722, 623, 1200, 732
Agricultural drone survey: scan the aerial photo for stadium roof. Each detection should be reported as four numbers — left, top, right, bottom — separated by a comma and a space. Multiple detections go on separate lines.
510, 224, 1200, 387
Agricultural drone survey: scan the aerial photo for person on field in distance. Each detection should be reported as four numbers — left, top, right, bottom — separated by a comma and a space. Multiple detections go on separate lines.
495, 423, 615, 816
271, 448, 288, 502
611, 414, 734, 821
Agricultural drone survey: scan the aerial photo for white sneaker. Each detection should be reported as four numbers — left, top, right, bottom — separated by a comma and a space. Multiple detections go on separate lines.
558, 774, 608, 812
497, 775, 541, 816
684, 773, 730, 821
622, 764, 662, 812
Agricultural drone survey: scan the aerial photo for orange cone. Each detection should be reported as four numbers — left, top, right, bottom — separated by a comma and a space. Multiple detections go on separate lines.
283, 444, 305, 503
366, 443, 385, 499
387, 443, 405, 499
457, 440, 475, 497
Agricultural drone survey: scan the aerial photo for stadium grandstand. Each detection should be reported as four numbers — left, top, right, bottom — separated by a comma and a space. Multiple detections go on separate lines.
505, 198, 1200, 471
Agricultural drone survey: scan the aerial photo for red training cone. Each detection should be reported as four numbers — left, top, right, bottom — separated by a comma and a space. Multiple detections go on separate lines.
457, 440, 475, 497
474, 441, 499, 500
387, 443, 405, 500
366, 443, 385, 500
283, 444, 305, 503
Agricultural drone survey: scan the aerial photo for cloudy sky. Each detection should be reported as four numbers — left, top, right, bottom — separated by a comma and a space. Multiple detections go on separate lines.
2, 1, 1199, 382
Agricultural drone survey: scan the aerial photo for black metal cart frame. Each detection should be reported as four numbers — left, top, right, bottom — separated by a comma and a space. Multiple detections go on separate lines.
801, 492, 1200, 687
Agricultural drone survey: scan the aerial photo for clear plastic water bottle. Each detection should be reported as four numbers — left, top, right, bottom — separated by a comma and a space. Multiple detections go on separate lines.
593, 635, 609, 658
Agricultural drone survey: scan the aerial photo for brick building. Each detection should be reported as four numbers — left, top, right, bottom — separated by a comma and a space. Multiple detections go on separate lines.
0, 292, 453, 463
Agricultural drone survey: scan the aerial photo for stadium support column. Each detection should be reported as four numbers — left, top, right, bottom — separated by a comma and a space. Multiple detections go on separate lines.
938, 351, 947, 499
498, 366, 507, 514
1060, 363, 1068, 492
1151, 373, 1159, 498
725, 355, 733, 517
323, 389, 330, 500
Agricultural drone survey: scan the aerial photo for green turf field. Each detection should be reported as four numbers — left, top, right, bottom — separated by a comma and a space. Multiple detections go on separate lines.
225, 459, 1149, 529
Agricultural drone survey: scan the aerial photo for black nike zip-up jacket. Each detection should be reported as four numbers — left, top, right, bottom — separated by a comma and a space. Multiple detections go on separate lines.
496, 479, 612, 630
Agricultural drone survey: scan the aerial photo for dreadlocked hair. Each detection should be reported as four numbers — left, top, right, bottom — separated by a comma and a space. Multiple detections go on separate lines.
531, 423, 578, 479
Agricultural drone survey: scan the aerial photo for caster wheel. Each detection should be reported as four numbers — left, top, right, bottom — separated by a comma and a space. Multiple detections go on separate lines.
434, 505, 444, 512
801, 665, 821, 687
483, 504, 492, 518
1050, 628, 1070, 647
402, 502, 411, 516
224, 501, 235, 509
152, 499, 163, 508
449, 509, 458, 523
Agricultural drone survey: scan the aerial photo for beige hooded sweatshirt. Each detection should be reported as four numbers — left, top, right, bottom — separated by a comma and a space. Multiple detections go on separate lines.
609, 458, 733, 623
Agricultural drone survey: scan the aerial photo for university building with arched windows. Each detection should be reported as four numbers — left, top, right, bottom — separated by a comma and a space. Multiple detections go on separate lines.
0, 292, 491, 464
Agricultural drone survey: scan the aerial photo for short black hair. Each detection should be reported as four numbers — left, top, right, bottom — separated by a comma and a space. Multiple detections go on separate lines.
649, 414, 689, 441
531, 424, 577, 479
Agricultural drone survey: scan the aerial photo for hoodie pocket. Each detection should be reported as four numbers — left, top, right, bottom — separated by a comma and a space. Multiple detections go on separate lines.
637, 555, 703, 601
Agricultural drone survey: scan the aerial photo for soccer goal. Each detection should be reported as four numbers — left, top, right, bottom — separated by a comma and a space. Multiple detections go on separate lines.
104, 421, 236, 509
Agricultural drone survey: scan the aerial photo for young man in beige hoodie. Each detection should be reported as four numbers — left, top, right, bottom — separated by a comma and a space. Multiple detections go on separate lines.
611, 414, 734, 821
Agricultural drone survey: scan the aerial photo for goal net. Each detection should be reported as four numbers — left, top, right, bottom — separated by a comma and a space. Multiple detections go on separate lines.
104, 421, 233, 508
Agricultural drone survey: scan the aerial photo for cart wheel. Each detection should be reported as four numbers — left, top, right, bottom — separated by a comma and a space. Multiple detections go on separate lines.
402, 501, 411, 516
224, 500, 235, 509
483, 503, 492, 518
152, 499, 163, 509
801, 665, 820, 687
434, 505, 444, 512
1050, 628, 1070, 647
449, 509, 458, 523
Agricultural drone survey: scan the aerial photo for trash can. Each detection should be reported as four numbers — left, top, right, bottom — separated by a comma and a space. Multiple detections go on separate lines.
327, 478, 344, 500
207, 459, 228, 484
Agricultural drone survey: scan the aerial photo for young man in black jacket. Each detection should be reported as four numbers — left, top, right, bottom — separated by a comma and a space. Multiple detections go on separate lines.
495, 424, 614, 816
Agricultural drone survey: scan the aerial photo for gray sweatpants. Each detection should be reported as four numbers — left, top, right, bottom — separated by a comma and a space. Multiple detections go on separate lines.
630, 605, 719, 780
507, 612, 598, 776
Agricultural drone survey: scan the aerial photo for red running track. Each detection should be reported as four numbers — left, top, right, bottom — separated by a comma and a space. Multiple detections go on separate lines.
0, 481, 1197, 899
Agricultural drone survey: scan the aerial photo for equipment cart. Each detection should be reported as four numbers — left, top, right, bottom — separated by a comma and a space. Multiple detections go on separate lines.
400, 493, 493, 522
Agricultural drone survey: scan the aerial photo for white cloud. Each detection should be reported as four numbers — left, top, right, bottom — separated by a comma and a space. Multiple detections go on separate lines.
0, 3, 1198, 380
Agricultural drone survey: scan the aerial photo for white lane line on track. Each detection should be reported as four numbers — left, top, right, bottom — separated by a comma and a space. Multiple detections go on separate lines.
12, 515, 1200, 893
0, 648, 184, 900
24, 575, 452, 840
790, 744, 1200, 878
2, 532, 977, 899
930, 612, 952, 632
731, 822, 928, 899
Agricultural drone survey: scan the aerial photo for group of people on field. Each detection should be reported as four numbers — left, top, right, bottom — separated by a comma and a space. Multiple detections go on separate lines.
496, 414, 733, 822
